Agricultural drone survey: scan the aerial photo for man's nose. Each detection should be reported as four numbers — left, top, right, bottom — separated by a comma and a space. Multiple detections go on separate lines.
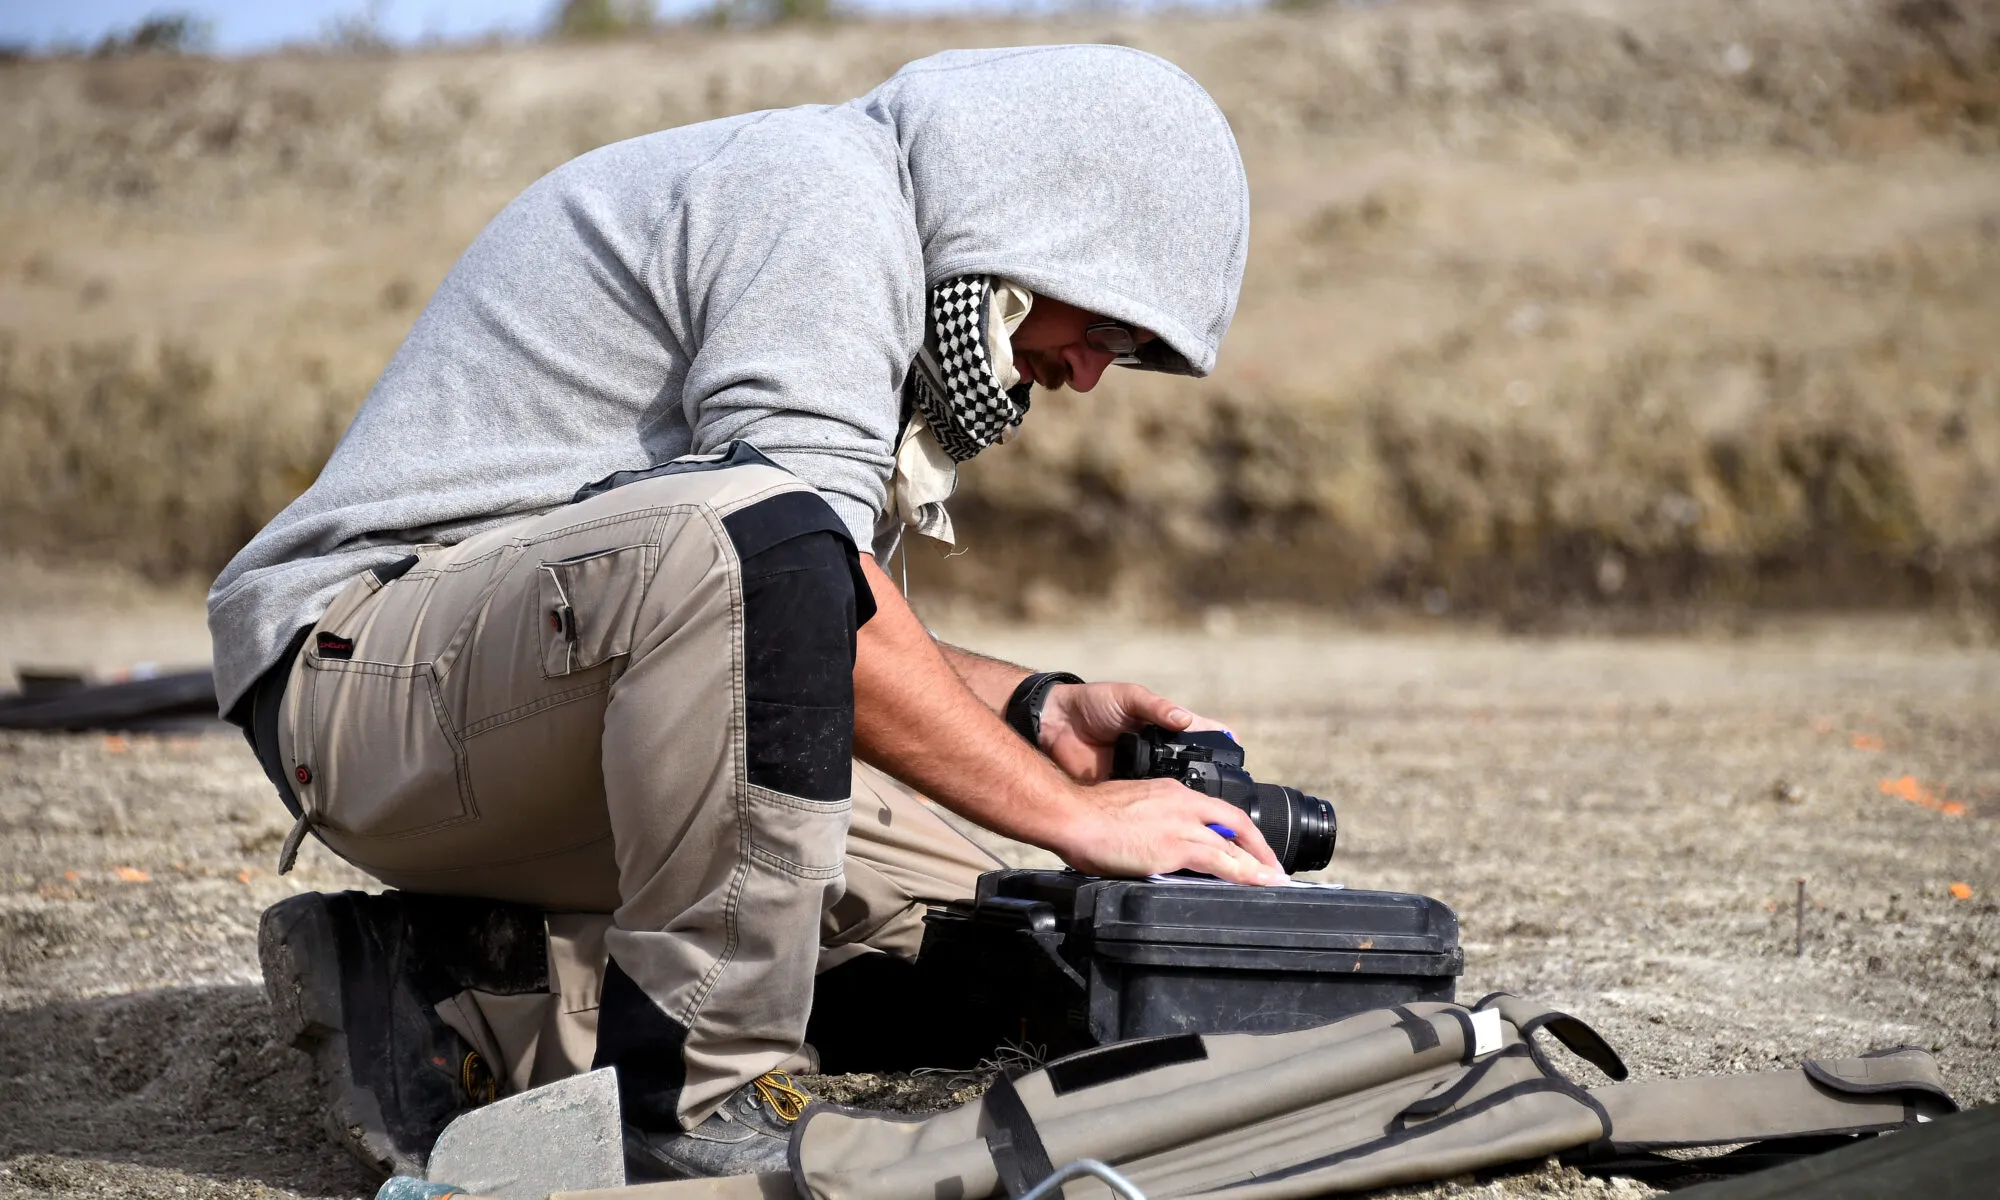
1065, 347, 1115, 393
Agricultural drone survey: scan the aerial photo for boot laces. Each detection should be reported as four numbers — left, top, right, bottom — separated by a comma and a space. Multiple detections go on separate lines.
751, 1071, 811, 1123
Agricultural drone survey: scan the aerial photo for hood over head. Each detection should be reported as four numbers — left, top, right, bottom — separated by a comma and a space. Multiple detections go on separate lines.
856, 45, 1249, 378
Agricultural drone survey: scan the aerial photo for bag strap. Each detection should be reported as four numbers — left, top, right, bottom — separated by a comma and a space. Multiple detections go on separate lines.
1476, 993, 1628, 1081
1588, 1046, 1957, 1151
984, 1074, 1061, 1199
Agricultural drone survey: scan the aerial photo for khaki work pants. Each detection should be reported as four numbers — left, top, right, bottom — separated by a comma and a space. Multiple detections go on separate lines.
274, 453, 998, 1127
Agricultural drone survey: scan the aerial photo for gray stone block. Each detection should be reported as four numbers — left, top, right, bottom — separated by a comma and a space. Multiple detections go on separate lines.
427, 1067, 625, 1199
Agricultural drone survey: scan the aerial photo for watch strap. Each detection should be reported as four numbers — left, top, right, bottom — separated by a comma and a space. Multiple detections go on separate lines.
1004, 671, 1085, 749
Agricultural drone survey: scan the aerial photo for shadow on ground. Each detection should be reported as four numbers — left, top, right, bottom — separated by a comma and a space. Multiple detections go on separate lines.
0, 986, 378, 1199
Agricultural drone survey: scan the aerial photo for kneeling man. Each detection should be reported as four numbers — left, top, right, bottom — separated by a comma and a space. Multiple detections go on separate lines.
211, 43, 1278, 1181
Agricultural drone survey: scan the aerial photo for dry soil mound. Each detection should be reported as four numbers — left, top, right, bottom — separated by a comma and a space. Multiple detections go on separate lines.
1, 0, 1997, 620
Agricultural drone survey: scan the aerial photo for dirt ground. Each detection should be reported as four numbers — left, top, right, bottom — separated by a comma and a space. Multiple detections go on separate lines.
0, 560, 1993, 1199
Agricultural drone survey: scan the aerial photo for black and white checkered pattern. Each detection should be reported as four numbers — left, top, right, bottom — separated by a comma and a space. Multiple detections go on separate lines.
910, 275, 1032, 463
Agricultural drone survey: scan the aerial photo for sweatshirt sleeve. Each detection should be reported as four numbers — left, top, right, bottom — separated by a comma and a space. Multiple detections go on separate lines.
662, 111, 923, 553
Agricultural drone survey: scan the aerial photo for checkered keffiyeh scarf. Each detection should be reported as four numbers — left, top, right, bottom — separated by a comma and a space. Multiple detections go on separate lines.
910, 276, 1033, 463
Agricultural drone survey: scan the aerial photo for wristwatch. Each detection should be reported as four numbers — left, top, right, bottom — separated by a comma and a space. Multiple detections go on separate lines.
1004, 671, 1085, 749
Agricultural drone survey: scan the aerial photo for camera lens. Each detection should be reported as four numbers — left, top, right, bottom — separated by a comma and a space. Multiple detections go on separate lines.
1287, 788, 1338, 874
1240, 784, 1338, 875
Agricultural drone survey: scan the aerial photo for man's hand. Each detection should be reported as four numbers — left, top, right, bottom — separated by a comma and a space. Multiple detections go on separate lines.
1057, 777, 1284, 883
1036, 681, 1227, 783
1030, 683, 1280, 882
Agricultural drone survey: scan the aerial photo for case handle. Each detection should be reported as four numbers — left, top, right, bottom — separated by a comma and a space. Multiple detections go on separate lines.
969, 897, 1087, 990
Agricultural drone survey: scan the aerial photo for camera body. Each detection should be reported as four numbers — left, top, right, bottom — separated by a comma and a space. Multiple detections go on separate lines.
1111, 725, 1337, 874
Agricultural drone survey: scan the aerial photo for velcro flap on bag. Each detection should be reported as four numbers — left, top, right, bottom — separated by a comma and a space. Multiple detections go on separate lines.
1801, 1046, 1957, 1107
1046, 1033, 1209, 1097
1592, 1047, 1956, 1151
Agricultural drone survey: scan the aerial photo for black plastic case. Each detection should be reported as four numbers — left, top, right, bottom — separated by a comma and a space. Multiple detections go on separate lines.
920, 869, 1462, 1057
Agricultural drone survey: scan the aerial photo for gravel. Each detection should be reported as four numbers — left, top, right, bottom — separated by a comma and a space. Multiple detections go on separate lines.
1, 579, 1993, 1199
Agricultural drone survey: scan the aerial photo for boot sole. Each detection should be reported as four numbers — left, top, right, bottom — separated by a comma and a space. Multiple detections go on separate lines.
259, 892, 425, 1178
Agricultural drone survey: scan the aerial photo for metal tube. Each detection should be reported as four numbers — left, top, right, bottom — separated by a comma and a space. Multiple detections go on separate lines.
1019, 1159, 1149, 1200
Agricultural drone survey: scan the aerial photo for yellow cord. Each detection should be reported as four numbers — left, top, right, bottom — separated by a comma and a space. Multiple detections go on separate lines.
752, 1071, 811, 1123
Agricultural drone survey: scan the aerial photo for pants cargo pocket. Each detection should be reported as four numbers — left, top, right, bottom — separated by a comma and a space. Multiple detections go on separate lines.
537, 545, 654, 678
730, 787, 851, 1027
744, 786, 851, 881
297, 658, 473, 839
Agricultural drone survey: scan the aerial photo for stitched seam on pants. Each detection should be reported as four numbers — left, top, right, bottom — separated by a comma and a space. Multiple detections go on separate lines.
332, 828, 614, 866
677, 505, 751, 1030
434, 542, 526, 680
460, 676, 614, 739
710, 480, 812, 521
751, 788, 855, 815
522, 502, 729, 548
302, 658, 430, 679
745, 844, 846, 880
528, 482, 804, 547
428, 544, 509, 575
428, 661, 480, 823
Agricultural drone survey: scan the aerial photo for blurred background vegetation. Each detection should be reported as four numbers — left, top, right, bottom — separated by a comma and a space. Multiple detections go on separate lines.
65, 0, 844, 50
549, 0, 837, 34
1, 0, 1996, 632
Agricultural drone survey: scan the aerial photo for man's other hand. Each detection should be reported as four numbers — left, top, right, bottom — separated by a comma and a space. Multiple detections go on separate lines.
1036, 682, 1226, 783
1057, 777, 1284, 885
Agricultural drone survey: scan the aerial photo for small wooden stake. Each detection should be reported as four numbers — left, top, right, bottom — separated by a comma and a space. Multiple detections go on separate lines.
1794, 877, 1806, 957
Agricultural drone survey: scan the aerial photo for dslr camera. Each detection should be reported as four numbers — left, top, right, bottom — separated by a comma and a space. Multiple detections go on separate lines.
1111, 725, 1337, 874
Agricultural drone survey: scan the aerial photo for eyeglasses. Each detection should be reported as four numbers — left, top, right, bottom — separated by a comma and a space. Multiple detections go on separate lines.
1084, 321, 1144, 362
1078, 321, 1199, 376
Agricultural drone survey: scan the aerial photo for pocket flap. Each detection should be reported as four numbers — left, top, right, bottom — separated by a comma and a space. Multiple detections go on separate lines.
538, 546, 652, 677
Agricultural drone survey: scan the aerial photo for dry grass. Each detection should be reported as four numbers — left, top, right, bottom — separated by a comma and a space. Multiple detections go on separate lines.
2, 0, 1997, 621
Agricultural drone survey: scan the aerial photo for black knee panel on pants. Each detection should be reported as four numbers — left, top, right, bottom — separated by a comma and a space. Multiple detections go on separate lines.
722, 491, 872, 803
595, 958, 692, 1131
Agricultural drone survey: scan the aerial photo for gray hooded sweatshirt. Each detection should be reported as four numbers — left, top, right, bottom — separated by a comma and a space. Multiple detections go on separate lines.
206, 44, 1249, 712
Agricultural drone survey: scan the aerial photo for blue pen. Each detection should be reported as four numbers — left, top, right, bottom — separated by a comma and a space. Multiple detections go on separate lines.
1206, 823, 1237, 840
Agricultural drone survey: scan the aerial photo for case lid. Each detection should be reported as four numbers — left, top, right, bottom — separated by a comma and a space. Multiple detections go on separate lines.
974, 869, 1460, 960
